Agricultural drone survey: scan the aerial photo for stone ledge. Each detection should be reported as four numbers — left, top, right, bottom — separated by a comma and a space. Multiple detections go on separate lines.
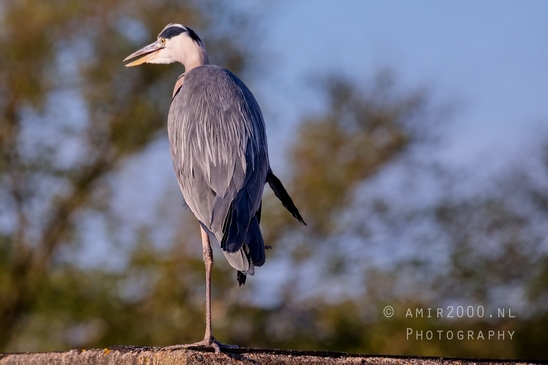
0, 346, 541, 365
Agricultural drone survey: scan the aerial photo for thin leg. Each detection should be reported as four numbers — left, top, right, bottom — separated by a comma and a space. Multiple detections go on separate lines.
164, 226, 238, 355
201, 226, 216, 347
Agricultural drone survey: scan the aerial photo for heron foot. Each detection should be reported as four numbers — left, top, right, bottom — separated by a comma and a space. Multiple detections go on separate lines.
164, 336, 238, 355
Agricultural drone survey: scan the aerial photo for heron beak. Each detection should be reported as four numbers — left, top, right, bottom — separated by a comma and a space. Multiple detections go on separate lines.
123, 41, 164, 67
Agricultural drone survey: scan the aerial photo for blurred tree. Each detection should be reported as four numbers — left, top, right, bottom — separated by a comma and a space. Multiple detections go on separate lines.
0, 0, 255, 351
1, 0, 547, 359
261, 71, 433, 300
250, 72, 548, 359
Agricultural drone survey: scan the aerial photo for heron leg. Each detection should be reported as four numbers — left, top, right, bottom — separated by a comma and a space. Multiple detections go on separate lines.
165, 226, 238, 354
201, 226, 215, 344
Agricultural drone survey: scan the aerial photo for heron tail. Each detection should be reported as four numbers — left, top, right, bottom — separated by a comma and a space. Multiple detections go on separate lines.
246, 214, 265, 267
221, 198, 266, 275
267, 170, 306, 225
235, 214, 266, 286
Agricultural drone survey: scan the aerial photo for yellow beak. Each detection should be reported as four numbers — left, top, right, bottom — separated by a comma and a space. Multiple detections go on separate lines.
123, 41, 163, 67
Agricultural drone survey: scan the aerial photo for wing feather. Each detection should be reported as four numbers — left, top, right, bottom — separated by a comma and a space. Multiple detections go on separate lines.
167, 65, 268, 271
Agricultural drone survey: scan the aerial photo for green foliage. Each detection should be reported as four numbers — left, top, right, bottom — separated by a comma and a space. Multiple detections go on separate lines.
289, 73, 416, 235
0, 0, 547, 360
0, 0, 251, 351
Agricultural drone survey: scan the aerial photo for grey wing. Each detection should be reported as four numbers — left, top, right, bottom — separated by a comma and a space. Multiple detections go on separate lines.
167, 66, 268, 271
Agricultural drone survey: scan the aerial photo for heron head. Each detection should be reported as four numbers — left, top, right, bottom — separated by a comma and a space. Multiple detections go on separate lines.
123, 23, 208, 70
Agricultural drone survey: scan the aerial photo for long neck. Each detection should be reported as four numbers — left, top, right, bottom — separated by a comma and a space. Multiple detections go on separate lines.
172, 38, 210, 96
182, 40, 209, 72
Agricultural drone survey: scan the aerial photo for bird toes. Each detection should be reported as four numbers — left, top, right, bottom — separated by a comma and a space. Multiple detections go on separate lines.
163, 337, 238, 355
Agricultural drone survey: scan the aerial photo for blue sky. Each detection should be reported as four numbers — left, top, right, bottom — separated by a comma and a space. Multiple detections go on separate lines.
74, 1, 548, 304
118, 0, 548, 213
199, 0, 548, 303
111, 0, 548, 258
256, 0, 548, 172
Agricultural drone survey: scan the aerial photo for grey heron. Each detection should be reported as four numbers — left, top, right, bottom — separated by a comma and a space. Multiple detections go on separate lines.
123, 23, 305, 353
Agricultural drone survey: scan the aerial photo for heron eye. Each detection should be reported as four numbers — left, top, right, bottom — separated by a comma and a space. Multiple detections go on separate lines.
159, 38, 166, 45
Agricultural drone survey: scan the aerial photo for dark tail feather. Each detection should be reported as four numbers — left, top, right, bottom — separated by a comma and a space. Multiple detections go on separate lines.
236, 215, 264, 287
237, 271, 246, 286
246, 214, 265, 266
267, 171, 306, 225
